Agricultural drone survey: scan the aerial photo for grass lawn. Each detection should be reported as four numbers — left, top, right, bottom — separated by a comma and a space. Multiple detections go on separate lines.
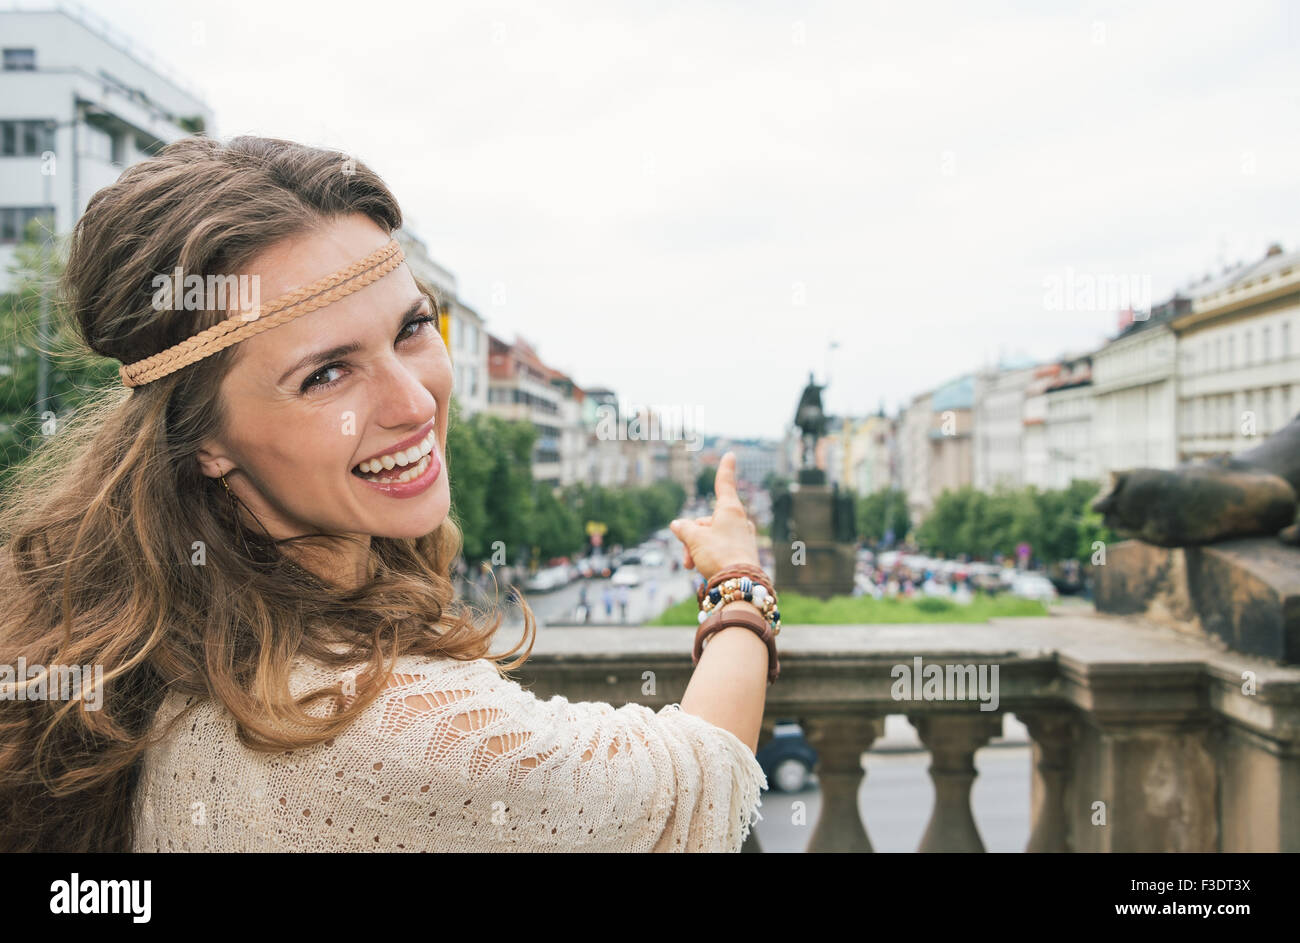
647, 591, 1050, 626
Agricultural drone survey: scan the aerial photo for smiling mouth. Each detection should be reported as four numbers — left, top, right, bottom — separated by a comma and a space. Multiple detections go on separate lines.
351, 425, 437, 484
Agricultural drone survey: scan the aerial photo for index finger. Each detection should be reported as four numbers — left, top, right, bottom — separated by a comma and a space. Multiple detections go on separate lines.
714, 451, 742, 508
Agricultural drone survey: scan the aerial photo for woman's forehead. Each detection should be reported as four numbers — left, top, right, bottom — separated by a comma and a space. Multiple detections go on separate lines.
240, 217, 392, 298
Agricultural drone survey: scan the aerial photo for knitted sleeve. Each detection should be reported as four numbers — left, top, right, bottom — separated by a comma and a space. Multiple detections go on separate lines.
298, 654, 768, 852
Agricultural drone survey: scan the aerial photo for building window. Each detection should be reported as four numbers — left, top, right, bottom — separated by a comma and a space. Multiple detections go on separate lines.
0, 120, 55, 157
0, 206, 54, 242
2, 48, 36, 71
1262, 326, 1272, 362
1226, 334, 1235, 368
1284, 322, 1292, 359
1244, 331, 1254, 365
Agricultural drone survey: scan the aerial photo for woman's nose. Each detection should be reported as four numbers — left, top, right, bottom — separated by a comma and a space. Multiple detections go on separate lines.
375, 358, 438, 426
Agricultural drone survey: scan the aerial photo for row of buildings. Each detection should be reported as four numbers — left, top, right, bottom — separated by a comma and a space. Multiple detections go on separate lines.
0, 7, 705, 498
809, 244, 1300, 526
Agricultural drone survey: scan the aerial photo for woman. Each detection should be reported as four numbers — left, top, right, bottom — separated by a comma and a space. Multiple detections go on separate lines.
0, 135, 773, 852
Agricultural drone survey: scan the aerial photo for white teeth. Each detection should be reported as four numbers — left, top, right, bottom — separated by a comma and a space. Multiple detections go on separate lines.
355, 452, 432, 486
354, 426, 437, 476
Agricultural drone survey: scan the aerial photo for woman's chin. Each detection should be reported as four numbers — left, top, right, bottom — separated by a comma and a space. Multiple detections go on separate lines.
365, 487, 450, 539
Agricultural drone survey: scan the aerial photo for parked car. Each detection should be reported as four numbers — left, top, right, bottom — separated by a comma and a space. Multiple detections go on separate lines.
756, 722, 818, 793
641, 549, 665, 568
611, 564, 641, 587
1010, 572, 1058, 602
524, 566, 568, 593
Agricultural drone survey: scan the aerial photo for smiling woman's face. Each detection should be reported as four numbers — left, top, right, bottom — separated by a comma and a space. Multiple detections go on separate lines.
196, 214, 453, 573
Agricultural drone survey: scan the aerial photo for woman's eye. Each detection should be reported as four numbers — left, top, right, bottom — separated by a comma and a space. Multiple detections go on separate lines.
302, 364, 345, 393
299, 315, 434, 394
399, 314, 436, 341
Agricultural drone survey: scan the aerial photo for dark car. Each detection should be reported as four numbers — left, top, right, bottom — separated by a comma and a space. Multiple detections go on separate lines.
756, 721, 818, 793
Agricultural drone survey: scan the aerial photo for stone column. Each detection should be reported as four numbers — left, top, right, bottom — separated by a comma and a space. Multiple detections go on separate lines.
911, 713, 1001, 852
802, 714, 884, 852
1020, 711, 1076, 853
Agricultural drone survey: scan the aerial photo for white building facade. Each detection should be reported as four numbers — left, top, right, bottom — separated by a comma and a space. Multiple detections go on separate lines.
1091, 299, 1185, 480
0, 8, 214, 290
973, 364, 1037, 490
1175, 247, 1300, 462
1043, 358, 1095, 489
898, 391, 933, 523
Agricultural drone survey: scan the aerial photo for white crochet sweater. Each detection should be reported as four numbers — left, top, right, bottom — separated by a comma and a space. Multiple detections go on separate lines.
131, 652, 767, 852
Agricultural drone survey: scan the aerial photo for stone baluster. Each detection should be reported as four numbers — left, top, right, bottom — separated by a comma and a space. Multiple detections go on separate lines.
910, 713, 1001, 852
801, 715, 884, 852
1020, 711, 1076, 853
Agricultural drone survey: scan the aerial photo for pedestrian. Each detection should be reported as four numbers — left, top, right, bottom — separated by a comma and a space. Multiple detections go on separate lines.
602, 584, 614, 620
617, 583, 630, 623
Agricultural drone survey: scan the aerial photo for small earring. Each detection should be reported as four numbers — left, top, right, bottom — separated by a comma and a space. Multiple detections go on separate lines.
220, 473, 230, 492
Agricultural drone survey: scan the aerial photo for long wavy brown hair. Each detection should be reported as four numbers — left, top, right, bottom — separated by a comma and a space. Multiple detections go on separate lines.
0, 135, 536, 852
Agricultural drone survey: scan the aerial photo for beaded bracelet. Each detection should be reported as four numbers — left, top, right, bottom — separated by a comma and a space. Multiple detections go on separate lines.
698, 576, 782, 637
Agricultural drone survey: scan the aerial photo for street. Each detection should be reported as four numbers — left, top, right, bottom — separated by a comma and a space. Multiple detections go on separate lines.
489, 539, 699, 628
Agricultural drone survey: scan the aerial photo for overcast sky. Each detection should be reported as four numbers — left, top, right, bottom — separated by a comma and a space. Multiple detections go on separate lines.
80, 0, 1300, 439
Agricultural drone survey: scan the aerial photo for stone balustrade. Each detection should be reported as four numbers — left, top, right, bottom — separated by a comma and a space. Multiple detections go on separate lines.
496, 613, 1300, 852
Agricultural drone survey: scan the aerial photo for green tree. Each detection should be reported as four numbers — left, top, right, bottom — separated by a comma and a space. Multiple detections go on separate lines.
531, 484, 585, 561
696, 464, 716, 499
444, 396, 494, 559
917, 479, 1119, 565
1, 220, 118, 490
856, 487, 911, 545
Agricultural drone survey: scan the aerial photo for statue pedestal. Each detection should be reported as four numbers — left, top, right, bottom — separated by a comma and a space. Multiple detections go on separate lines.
1094, 538, 1300, 664
774, 483, 856, 600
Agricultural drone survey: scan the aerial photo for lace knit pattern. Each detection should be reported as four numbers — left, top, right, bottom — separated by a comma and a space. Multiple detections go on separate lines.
131, 653, 767, 852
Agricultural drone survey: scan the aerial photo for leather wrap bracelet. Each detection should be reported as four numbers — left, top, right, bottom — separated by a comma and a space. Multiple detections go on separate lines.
692, 602, 781, 685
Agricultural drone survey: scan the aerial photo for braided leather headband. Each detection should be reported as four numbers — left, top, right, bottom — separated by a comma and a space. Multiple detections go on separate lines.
118, 239, 406, 388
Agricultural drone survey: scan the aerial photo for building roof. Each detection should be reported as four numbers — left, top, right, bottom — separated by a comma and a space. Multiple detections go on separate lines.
931, 374, 974, 411
1105, 293, 1190, 345
1185, 244, 1300, 321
